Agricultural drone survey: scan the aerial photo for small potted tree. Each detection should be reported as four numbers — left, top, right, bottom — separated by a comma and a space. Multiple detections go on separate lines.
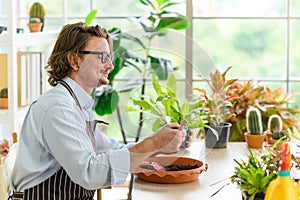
245, 107, 266, 148
28, 2, 46, 32
194, 66, 237, 148
265, 114, 289, 150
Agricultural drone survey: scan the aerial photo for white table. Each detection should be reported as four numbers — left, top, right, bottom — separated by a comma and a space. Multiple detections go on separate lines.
132, 141, 249, 200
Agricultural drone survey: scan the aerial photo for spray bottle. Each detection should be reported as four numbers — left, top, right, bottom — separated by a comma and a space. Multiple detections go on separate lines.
264, 143, 300, 200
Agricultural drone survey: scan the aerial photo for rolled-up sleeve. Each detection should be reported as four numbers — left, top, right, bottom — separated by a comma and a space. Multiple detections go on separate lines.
107, 148, 130, 185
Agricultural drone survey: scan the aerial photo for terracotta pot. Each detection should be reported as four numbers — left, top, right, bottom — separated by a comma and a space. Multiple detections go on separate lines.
245, 132, 265, 148
137, 156, 208, 184
0, 98, 8, 109
265, 130, 288, 151
27, 23, 43, 32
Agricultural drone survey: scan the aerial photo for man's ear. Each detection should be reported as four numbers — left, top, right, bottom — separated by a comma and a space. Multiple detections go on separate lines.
67, 52, 79, 71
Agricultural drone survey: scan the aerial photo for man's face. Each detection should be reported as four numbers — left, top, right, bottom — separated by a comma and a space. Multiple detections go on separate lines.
77, 36, 114, 92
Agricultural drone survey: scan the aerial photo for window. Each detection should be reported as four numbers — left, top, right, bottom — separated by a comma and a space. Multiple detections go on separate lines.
2, 0, 299, 140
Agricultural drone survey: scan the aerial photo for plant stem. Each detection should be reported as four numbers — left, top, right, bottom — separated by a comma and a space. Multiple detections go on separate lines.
117, 106, 127, 144
135, 38, 153, 142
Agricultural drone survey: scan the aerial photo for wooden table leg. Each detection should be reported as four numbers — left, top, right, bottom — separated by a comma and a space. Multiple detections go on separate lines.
97, 189, 102, 200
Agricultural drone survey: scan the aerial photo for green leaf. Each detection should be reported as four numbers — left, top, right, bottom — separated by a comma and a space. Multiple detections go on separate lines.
109, 27, 122, 49
123, 32, 146, 49
156, 0, 168, 6
152, 118, 164, 131
166, 73, 177, 97
152, 75, 163, 96
132, 99, 162, 116
85, 9, 98, 25
169, 105, 182, 123
157, 15, 190, 30
93, 86, 119, 116
161, 1, 183, 10
149, 55, 174, 80
139, 0, 155, 9
182, 99, 189, 117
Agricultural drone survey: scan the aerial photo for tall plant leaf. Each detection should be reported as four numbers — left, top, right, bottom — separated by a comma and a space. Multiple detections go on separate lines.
166, 73, 177, 97
161, 1, 183, 9
85, 9, 98, 25
157, 15, 190, 30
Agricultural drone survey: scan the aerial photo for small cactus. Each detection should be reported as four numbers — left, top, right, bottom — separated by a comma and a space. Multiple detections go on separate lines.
29, 2, 46, 19
246, 107, 263, 135
268, 114, 282, 133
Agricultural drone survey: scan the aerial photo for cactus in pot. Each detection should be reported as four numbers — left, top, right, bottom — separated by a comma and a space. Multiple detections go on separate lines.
266, 115, 288, 149
245, 107, 265, 148
268, 115, 282, 134
246, 107, 263, 135
29, 2, 46, 31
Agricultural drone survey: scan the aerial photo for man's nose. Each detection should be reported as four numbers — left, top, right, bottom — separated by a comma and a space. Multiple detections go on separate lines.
105, 59, 114, 70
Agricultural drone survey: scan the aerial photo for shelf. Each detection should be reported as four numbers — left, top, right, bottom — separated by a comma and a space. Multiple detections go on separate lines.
0, 31, 59, 48
15, 31, 59, 47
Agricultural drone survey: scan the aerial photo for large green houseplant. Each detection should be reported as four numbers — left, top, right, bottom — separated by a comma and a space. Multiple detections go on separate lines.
87, 0, 190, 143
194, 66, 237, 148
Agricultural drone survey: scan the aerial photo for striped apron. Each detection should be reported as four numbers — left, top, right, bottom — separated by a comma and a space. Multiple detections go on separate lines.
10, 80, 97, 199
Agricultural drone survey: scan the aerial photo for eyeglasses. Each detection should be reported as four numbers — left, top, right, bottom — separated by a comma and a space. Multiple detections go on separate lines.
79, 51, 113, 64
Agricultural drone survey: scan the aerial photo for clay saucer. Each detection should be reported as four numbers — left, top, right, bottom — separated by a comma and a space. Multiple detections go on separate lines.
137, 156, 208, 184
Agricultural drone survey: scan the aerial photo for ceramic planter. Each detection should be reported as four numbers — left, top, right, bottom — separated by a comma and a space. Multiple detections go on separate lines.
245, 132, 265, 148
204, 122, 232, 148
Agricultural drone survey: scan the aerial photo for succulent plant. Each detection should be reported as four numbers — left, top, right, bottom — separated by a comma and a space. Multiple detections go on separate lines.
246, 107, 263, 135
29, 2, 46, 19
268, 114, 282, 133
267, 114, 289, 140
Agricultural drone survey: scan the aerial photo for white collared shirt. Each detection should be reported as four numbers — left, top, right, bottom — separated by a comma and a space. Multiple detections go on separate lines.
11, 77, 130, 191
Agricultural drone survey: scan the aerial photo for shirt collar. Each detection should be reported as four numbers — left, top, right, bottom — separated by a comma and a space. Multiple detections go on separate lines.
62, 77, 94, 110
